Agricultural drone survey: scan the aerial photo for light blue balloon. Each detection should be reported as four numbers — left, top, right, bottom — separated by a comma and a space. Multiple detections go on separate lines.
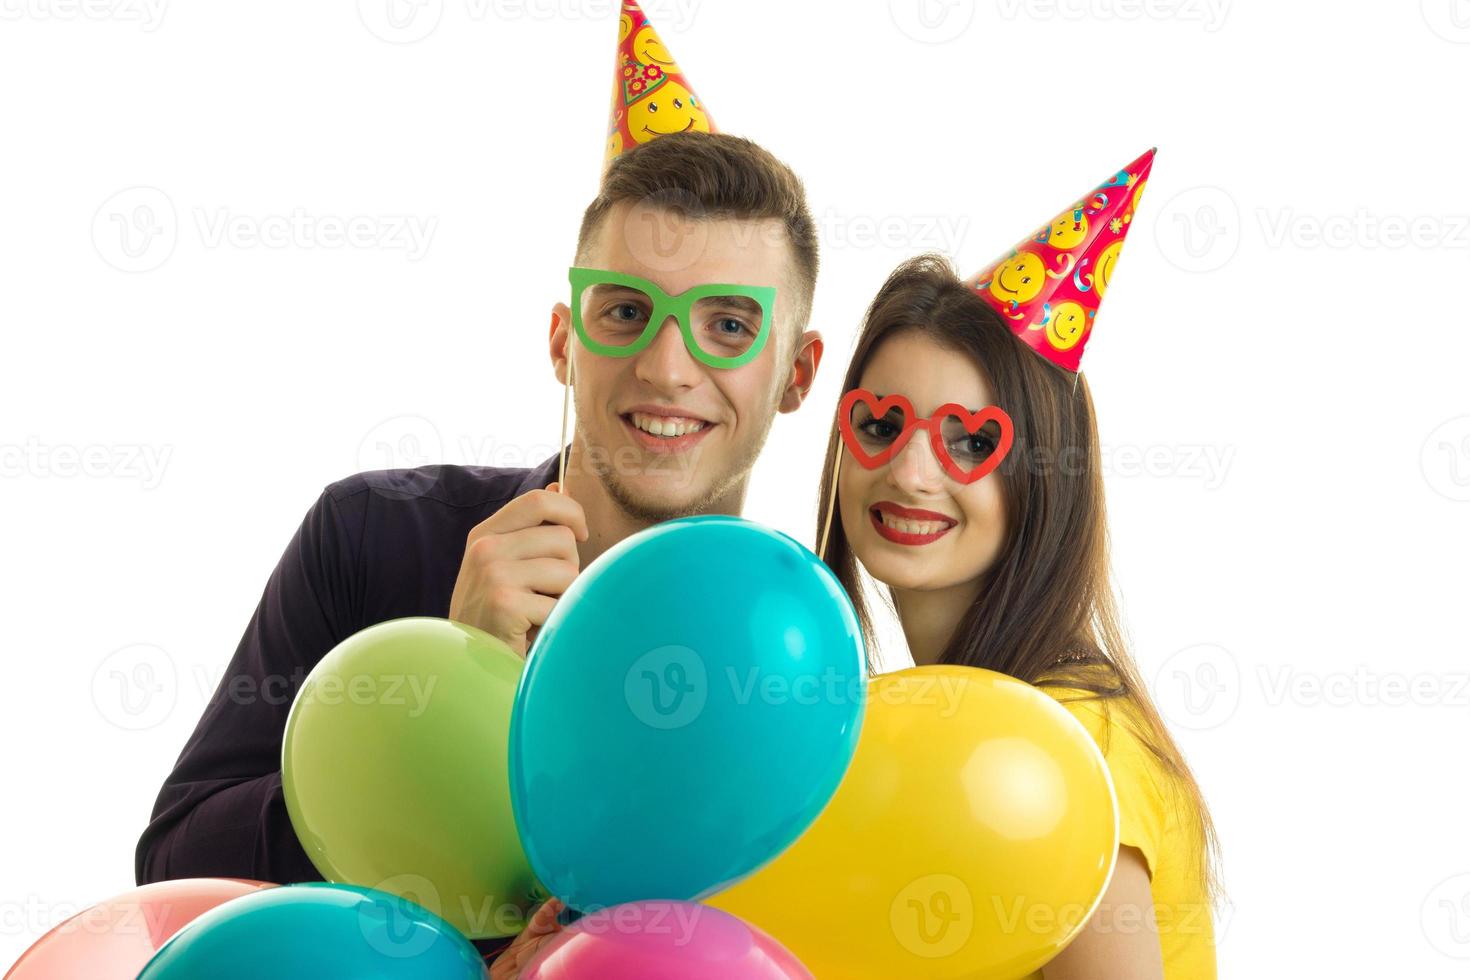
137, 883, 486, 979
509, 516, 867, 912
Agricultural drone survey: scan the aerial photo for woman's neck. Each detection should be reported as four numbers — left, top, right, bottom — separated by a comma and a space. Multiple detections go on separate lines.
891, 577, 983, 667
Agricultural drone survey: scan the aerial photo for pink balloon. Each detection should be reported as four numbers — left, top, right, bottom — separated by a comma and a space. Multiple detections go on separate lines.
4, 878, 275, 980
523, 901, 811, 980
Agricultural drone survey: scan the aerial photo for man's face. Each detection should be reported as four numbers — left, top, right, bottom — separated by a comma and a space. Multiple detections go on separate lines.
558, 201, 808, 522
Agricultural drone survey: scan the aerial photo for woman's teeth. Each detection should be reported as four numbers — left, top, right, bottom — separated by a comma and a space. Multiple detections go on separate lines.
630, 412, 707, 438
879, 513, 949, 536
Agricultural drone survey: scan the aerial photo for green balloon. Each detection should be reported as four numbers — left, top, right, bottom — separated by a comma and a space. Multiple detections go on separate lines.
283, 617, 541, 939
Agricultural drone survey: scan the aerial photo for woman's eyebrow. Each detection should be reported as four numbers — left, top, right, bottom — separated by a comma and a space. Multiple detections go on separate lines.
861, 393, 990, 415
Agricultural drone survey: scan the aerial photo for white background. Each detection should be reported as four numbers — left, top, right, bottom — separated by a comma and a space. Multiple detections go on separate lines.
3, 0, 1469, 974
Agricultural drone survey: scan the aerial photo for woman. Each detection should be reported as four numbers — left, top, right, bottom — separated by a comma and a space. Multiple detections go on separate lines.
494, 252, 1222, 979
816, 253, 1222, 979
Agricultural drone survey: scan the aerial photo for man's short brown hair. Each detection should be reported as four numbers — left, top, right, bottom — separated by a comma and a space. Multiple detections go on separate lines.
575, 132, 819, 332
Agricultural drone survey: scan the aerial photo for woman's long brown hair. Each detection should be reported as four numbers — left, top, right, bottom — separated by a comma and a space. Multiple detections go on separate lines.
817, 253, 1222, 905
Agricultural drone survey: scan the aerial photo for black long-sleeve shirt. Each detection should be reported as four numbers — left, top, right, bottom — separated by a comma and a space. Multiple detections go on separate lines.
135, 452, 561, 961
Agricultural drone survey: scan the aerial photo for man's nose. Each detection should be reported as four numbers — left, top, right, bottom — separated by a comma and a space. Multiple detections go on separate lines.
634, 316, 701, 391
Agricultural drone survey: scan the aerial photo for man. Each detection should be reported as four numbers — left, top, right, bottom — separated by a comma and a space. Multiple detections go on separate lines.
133, 130, 824, 962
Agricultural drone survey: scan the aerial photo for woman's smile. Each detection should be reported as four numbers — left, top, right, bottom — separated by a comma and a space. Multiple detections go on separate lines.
869, 501, 958, 546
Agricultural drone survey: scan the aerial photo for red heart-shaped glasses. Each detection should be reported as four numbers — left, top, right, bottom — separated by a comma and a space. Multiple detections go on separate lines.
837, 388, 1015, 485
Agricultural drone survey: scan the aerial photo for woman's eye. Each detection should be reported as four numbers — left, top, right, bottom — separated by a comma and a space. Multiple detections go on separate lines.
858, 418, 900, 441
951, 434, 997, 459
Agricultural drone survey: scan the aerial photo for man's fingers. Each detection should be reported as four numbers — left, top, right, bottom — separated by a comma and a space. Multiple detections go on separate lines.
477, 524, 581, 566
473, 489, 589, 541
495, 557, 579, 597
515, 593, 557, 631
525, 899, 564, 936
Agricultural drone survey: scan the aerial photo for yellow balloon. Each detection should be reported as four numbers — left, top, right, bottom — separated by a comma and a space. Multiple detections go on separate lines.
711, 665, 1119, 979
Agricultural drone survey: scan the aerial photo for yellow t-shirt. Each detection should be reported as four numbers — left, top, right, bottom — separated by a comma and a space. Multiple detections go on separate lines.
1021, 682, 1218, 980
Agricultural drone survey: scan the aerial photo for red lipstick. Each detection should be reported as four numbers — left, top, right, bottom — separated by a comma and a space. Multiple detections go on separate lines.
870, 502, 958, 546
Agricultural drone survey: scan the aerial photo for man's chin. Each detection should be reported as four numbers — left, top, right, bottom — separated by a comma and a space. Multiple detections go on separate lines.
603, 470, 716, 524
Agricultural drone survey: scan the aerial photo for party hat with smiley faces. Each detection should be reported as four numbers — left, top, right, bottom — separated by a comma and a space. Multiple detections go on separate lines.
603, 0, 715, 168
967, 148, 1156, 372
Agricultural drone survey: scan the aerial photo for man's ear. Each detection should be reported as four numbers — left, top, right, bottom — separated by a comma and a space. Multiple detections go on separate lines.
549, 303, 572, 385
778, 329, 824, 414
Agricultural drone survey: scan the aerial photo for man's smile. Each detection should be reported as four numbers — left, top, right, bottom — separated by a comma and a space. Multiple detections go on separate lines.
619, 405, 717, 455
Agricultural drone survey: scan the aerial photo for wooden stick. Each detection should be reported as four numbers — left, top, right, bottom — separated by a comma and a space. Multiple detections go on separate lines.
557, 334, 575, 492
816, 446, 843, 561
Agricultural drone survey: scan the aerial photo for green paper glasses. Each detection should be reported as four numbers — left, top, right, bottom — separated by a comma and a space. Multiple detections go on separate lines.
568, 267, 777, 369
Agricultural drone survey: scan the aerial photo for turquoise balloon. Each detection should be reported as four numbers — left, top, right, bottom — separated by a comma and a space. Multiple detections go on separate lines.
509, 516, 866, 912
136, 883, 486, 979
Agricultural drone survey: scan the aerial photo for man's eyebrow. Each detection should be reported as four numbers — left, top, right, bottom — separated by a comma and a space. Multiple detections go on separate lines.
697, 294, 764, 313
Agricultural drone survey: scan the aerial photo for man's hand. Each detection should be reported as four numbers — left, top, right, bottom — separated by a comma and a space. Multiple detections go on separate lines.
489, 898, 566, 980
448, 484, 587, 656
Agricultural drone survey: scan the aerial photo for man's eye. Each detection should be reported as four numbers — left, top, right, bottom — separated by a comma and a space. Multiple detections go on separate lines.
714, 317, 750, 336
612, 303, 642, 321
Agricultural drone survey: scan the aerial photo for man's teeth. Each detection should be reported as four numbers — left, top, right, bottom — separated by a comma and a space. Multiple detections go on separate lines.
630, 412, 707, 438
880, 513, 950, 536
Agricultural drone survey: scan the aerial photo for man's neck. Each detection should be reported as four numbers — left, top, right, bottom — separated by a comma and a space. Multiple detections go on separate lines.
561, 442, 750, 569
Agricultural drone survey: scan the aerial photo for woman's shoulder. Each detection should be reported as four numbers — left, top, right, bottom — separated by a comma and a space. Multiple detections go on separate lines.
1036, 665, 1182, 862
1037, 666, 1166, 787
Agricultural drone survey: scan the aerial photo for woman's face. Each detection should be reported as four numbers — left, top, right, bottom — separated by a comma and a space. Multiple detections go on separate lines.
838, 329, 1009, 594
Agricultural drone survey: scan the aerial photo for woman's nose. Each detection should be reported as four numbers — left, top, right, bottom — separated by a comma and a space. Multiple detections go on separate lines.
886, 428, 945, 493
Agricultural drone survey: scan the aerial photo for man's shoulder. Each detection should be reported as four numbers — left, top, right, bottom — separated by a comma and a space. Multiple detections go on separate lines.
323, 459, 556, 514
